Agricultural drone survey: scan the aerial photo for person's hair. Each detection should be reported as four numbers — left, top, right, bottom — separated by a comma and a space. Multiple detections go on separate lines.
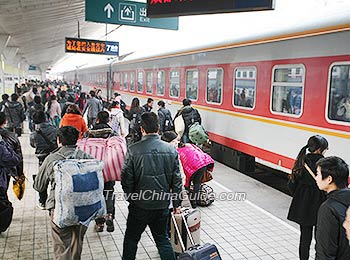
316, 156, 349, 189
57, 126, 79, 146
80, 92, 86, 99
158, 100, 165, 107
141, 112, 159, 134
97, 111, 110, 124
97, 89, 102, 94
66, 104, 81, 115
130, 97, 140, 110
182, 98, 191, 106
90, 90, 96, 97
147, 98, 154, 104
60, 91, 66, 99
34, 95, 42, 104
11, 93, 18, 102
50, 95, 57, 101
290, 135, 328, 180
114, 92, 120, 97
161, 131, 177, 142
2, 94, 9, 101
0, 112, 6, 125
32, 110, 46, 124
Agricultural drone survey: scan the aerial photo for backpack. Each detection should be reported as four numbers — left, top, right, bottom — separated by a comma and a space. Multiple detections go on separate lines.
53, 150, 106, 228
159, 109, 174, 132
189, 122, 209, 145
129, 111, 142, 142
197, 184, 215, 207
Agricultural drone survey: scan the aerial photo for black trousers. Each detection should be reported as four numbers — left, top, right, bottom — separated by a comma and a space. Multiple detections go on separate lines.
299, 225, 316, 260
95, 181, 116, 224
186, 166, 206, 208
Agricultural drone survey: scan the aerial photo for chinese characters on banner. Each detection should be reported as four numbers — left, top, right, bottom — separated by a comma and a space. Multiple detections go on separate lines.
65, 37, 119, 55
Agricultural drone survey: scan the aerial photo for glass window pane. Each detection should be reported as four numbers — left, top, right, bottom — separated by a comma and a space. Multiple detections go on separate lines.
327, 65, 350, 122
130, 72, 135, 91
170, 70, 180, 97
206, 69, 223, 103
186, 70, 198, 100
157, 71, 165, 95
123, 73, 128, 90
146, 72, 153, 94
137, 71, 143, 92
272, 86, 302, 115
274, 67, 303, 83
233, 67, 256, 108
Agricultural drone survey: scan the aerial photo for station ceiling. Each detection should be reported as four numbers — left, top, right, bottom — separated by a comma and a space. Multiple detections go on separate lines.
0, 0, 105, 72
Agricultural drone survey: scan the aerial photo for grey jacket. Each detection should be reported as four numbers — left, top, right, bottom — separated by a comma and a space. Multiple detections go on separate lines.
121, 134, 183, 210
82, 97, 102, 119
33, 146, 93, 210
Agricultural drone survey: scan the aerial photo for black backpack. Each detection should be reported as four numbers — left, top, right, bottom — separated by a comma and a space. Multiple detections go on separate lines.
159, 109, 174, 132
129, 111, 142, 142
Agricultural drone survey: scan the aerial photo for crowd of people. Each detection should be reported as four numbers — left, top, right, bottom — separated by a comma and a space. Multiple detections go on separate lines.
1, 79, 350, 260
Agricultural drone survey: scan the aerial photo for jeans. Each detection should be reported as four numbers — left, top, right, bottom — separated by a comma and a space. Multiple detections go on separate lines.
122, 204, 175, 260
299, 225, 316, 260
95, 181, 115, 224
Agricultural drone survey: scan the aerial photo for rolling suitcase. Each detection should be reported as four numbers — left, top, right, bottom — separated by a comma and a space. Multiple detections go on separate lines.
170, 208, 201, 254
171, 213, 222, 260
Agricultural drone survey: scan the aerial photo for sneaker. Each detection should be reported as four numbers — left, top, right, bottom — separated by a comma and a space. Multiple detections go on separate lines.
37, 202, 46, 210
105, 214, 114, 232
95, 223, 104, 232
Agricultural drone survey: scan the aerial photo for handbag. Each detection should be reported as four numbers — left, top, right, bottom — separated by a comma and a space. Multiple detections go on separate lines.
174, 115, 185, 137
12, 174, 26, 200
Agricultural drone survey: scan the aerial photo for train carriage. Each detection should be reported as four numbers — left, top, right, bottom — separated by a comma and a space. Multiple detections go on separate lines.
64, 17, 350, 173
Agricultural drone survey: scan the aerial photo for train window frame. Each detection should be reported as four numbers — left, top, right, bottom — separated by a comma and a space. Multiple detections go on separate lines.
169, 69, 180, 98
232, 66, 257, 110
137, 71, 144, 93
146, 71, 153, 94
325, 61, 350, 126
270, 64, 305, 118
123, 72, 129, 91
156, 70, 165, 96
185, 69, 199, 101
130, 71, 135, 92
205, 68, 223, 105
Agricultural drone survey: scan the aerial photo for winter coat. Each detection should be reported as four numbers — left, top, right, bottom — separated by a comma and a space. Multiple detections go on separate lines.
316, 189, 350, 260
287, 153, 326, 226
47, 100, 61, 120
158, 107, 173, 134
109, 107, 125, 136
4, 101, 25, 128
0, 140, 21, 191
29, 103, 45, 120
177, 144, 214, 187
82, 97, 102, 119
60, 113, 88, 139
30, 122, 58, 160
121, 134, 182, 210
175, 106, 201, 141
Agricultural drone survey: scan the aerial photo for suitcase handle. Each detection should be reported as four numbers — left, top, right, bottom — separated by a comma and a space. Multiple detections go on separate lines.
171, 212, 197, 252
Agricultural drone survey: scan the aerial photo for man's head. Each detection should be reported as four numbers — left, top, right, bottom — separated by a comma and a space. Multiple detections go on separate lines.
157, 100, 165, 108
11, 93, 18, 102
182, 98, 191, 106
96, 111, 110, 125
147, 98, 154, 107
0, 112, 6, 127
32, 110, 46, 124
57, 126, 79, 146
141, 112, 159, 134
34, 95, 42, 105
2, 94, 9, 101
316, 156, 349, 192
90, 90, 96, 97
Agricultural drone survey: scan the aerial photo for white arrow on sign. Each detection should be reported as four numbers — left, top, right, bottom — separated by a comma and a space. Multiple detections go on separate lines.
104, 3, 114, 19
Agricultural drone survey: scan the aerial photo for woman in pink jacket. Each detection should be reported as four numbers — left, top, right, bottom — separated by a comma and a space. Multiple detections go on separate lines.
162, 131, 214, 208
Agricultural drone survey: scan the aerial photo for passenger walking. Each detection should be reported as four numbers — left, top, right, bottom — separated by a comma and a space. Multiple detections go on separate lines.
157, 100, 174, 135
60, 104, 87, 139
33, 126, 93, 260
109, 101, 126, 137
315, 156, 350, 259
4, 93, 26, 136
46, 95, 61, 127
82, 90, 103, 128
287, 135, 328, 260
142, 97, 154, 112
29, 96, 45, 131
0, 94, 9, 112
30, 110, 58, 210
121, 112, 182, 260
126, 98, 143, 143
77, 92, 86, 112
174, 98, 201, 143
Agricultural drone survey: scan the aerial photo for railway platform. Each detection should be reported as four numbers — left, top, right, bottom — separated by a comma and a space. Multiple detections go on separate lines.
0, 131, 312, 260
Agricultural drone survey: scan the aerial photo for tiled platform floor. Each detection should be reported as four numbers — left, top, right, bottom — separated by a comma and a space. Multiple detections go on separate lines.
0, 132, 312, 259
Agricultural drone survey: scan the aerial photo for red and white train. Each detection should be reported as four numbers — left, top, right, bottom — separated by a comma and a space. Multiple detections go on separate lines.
64, 16, 350, 173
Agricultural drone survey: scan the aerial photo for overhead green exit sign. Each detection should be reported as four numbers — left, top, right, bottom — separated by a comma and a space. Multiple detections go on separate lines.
85, 0, 178, 30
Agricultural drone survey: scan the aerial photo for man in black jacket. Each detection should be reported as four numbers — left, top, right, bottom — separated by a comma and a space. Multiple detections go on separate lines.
4, 93, 25, 136
121, 112, 182, 260
315, 156, 350, 259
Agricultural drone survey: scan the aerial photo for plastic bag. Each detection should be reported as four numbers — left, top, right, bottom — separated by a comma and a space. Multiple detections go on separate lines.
13, 175, 25, 200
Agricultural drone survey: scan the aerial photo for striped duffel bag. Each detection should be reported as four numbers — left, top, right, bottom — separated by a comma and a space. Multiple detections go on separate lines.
77, 136, 127, 182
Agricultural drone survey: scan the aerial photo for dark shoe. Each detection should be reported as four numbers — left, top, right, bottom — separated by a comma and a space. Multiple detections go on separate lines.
37, 202, 46, 210
95, 223, 104, 232
105, 214, 114, 232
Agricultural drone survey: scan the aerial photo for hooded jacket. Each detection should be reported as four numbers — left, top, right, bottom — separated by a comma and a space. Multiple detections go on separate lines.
4, 101, 25, 128
30, 122, 58, 160
316, 189, 350, 260
60, 113, 88, 139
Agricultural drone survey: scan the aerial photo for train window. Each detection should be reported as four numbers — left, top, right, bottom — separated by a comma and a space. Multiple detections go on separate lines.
327, 64, 350, 123
137, 71, 144, 92
233, 67, 256, 109
271, 65, 305, 116
186, 70, 198, 100
170, 70, 180, 98
123, 73, 128, 90
130, 72, 135, 92
146, 71, 153, 94
157, 71, 165, 96
206, 68, 223, 104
